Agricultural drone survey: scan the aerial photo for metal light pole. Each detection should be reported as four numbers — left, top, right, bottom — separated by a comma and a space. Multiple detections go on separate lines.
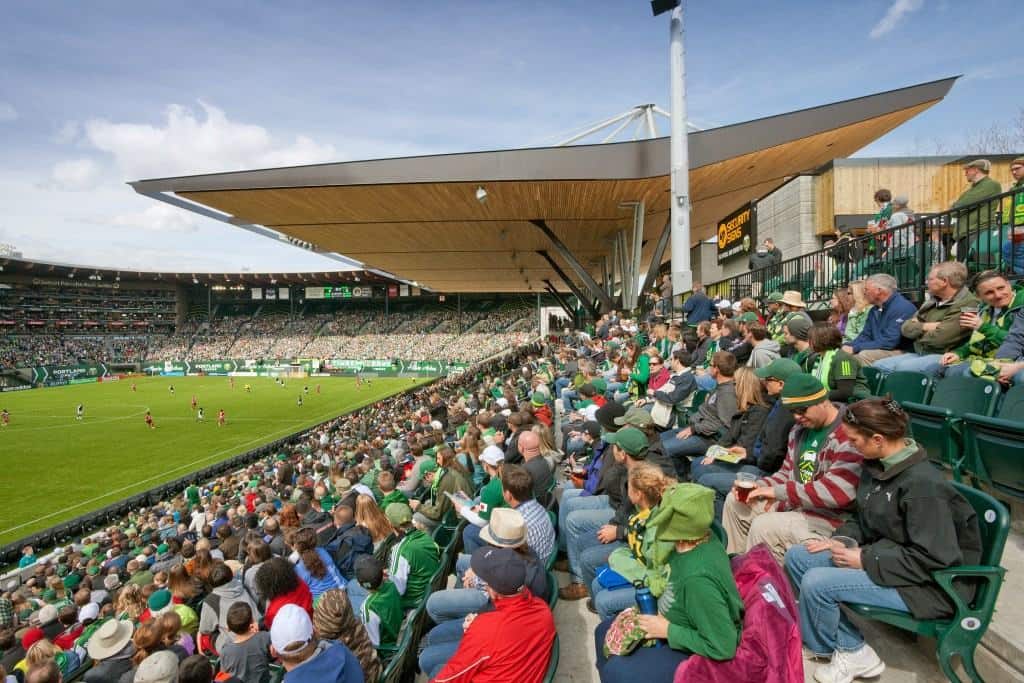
665, 2, 693, 296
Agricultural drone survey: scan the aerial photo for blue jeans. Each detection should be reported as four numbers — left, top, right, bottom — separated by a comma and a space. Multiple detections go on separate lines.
1002, 240, 1024, 276
872, 353, 944, 378
659, 430, 711, 477
594, 617, 688, 683
462, 522, 485, 555
419, 620, 464, 679
693, 461, 765, 521
565, 505, 614, 584
580, 542, 623, 596
784, 545, 909, 656
559, 489, 608, 552
604, 381, 625, 400
561, 388, 579, 409
591, 582, 637, 621
426, 587, 490, 624
942, 362, 972, 379
555, 376, 571, 397
564, 435, 586, 457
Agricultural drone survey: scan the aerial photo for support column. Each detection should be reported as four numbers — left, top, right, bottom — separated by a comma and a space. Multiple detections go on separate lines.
640, 218, 672, 298
668, 4, 693, 295
536, 250, 599, 320
543, 280, 576, 323
531, 219, 615, 313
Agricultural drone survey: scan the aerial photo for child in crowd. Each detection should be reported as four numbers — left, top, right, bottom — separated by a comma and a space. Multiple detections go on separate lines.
353, 555, 403, 654
218, 603, 272, 683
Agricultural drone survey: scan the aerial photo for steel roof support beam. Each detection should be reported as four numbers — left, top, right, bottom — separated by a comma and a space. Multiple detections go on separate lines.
536, 249, 599, 319
543, 280, 577, 323
640, 217, 672, 299
531, 220, 615, 313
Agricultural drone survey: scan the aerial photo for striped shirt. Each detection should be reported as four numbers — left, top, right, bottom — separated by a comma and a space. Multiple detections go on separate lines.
515, 499, 555, 565
759, 404, 863, 528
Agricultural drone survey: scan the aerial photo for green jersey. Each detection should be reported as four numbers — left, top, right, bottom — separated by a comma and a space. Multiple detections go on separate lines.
388, 529, 439, 609
360, 580, 404, 651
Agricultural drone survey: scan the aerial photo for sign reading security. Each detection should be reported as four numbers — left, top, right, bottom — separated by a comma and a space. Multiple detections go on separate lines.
717, 202, 756, 264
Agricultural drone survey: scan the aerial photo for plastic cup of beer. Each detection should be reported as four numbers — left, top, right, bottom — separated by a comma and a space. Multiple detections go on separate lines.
735, 472, 757, 503
832, 535, 859, 549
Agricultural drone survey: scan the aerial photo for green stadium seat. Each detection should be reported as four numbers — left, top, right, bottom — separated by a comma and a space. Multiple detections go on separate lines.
861, 367, 882, 396
546, 569, 559, 610
903, 376, 999, 478
963, 384, 1024, 497
878, 371, 933, 405
542, 634, 560, 683
844, 483, 1008, 683
546, 510, 558, 570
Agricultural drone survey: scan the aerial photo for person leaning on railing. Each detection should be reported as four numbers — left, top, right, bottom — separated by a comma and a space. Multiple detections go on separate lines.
950, 159, 1003, 258
1000, 157, 1024, 275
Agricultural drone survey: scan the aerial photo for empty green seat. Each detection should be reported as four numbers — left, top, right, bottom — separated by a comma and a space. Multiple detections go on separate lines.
963, 384, 1024, 496
861, 366, 882, 396
878, 371, 933, 405
542, 634, 560, 683
903, 376, 999, 478
844, 483, 1008, 683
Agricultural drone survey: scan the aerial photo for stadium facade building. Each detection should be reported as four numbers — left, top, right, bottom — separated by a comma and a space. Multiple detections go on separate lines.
697, 154, 1024, 284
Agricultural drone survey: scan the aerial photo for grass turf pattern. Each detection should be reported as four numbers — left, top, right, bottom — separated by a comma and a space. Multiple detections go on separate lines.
0, 375, 429, 545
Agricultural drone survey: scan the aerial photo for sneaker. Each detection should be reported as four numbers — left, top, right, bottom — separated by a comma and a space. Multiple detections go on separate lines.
559, 583, 589, 601
814, 645, 885, 683
585, 598, 597, 614
803, 647, 828, 661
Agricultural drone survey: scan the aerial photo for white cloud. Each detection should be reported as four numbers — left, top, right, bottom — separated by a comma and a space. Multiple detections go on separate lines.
869, 0, 923, 39
82, 101, 338, 180
49, 158, 102, 191
54, 121, 80, 144
0, 103, 17, 122
111, 203, 200, 234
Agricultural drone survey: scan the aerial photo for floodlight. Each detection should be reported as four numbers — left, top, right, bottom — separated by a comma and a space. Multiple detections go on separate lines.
651, 0, 680, 16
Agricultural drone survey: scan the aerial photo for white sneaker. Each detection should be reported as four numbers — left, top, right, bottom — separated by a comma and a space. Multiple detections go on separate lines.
814, 644, 885, 683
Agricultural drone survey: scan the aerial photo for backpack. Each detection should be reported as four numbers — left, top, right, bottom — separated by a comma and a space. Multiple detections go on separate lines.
325, 524, 374, 580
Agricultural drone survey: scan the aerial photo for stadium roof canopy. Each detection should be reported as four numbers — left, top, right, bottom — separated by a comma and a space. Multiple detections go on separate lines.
131, 77, 957, 301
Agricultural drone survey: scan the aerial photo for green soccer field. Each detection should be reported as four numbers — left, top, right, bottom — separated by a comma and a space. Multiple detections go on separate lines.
0, 375, 429, 546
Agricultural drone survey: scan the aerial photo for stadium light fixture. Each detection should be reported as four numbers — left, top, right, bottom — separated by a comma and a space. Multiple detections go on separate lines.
650, 0, 680, 15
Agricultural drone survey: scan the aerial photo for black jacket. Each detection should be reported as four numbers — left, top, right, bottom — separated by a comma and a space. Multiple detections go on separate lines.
752, 399, 794, 474
833, 446, 982, 620
720, 405, 771, 455
610, 436, 676, 538
652, 370, 697, 407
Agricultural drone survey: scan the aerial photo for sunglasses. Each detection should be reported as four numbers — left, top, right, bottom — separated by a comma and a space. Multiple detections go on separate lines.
789, 406, 811, 416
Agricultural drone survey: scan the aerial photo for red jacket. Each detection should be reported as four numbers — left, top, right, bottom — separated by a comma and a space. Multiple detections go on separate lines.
263, 580, 313, 629
532, 405, 553, 428
674, 544, 803, 683
430, 590, 554, 683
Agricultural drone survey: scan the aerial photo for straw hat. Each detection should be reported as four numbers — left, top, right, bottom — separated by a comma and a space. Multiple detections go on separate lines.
86, 618, 134, 660
780, 291, 807, 308
479, 508, 527, 548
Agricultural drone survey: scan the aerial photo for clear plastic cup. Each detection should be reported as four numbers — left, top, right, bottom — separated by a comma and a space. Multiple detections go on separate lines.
831, 535, 859, 548
735, 472, 757, 503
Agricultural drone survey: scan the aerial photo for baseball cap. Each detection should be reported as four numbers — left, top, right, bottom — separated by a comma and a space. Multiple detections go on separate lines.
385, 502, 413, 527
469, 546, 526, 596
602, 426, 649, 457
613, 406, 653, 428
79, 602, 100, 622
753, 358, 803, 382
480, 445, 505, 467
270, 603, 314, 656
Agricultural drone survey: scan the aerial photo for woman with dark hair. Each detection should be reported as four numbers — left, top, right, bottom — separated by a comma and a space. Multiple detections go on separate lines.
254, 557, 313, 628
242, 540, 271, 606
828, 288, 854, 336
313, 589, 381, 682
785, 398, 982, 682
289, 527, 345, 601
409, 447, 471, 532
804, 323, 870, 403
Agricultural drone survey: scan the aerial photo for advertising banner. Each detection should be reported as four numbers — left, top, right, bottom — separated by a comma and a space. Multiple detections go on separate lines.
32, 363, 108, 386
716, 202, 757, 264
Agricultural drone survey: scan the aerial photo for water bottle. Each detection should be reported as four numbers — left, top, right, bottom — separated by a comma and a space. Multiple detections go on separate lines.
634, 581, 663, 647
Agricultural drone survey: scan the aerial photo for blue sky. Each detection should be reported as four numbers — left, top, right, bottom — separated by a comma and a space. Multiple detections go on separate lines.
0, 0, 1019, 272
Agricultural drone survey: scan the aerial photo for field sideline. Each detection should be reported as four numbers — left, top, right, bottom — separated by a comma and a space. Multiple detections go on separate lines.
0, 375, 429, 546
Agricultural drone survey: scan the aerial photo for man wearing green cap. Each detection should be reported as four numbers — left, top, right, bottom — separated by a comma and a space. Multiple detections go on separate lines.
722, 373, 863, 562
691, 358, 801, 520
765, 291, 787, 343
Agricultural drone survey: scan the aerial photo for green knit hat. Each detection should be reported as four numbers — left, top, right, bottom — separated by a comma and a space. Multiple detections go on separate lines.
650, 483, 714, 542
753, 358, 803, 382
385, 502, 413, 527
531, 391, 546, 407
62, 574, 81, 590
736, 311, 758, 323
767, 291, 784, 302
602, 426, 648, 457
147, 589, 172, 612
780, 373, 829, 409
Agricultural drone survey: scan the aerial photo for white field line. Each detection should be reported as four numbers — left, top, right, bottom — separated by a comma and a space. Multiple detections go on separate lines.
0, 385, 403, 537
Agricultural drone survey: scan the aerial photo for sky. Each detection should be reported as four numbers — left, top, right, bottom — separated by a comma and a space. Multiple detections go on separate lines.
0, 0, 1020, 273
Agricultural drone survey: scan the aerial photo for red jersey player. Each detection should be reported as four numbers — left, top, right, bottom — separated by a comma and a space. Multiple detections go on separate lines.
316, 384, 321, 394
145, 411, 156, 429
1, 409, 9, 427
131, 382, 137, 392
191, 395, 198, 411
218, 409, 226, 426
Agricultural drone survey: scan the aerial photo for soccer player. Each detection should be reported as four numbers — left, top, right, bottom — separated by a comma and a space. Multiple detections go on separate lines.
303, 385, 309, 394
244, 384, 252, 393
218, 409, 226, 426
1, 409, 9, 427
196, 407, 205, 422
145, 411, 155, 429
76, 404, 84, 421
131, 382, 137, 392
356, 373, 363, 389
296, 395, 303, 407
191, 395, 198, 411
229, 377, 235, 389
169, 385, 175, 396
316, 384, 321, 394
